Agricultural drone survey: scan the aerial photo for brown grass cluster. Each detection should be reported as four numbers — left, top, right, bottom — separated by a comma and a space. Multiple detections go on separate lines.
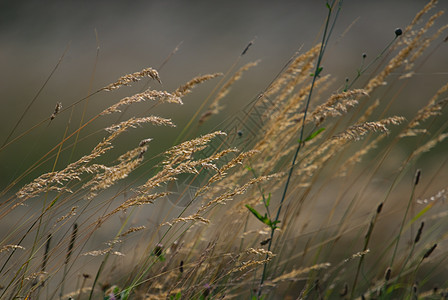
1, 1, 447, 300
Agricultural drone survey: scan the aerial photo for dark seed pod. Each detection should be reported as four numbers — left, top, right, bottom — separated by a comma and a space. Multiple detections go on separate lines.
339, 283, 348, 297
423, 243, 437, 259
414, 169, 421, 186
153, 243, 164, 257
414, 222, 424, 244
377, 202, 383, 214
385, 267, 391, 281
395, 28, 403, 36
260, 238, 271, 246
179, 260, 184, 273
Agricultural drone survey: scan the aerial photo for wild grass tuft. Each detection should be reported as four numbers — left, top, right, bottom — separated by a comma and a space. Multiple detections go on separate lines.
0, 1, 447, 299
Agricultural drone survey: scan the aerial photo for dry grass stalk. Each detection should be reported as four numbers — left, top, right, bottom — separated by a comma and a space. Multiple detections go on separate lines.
162, 214, 210, 227
16, 170, 80, 201
85, 158, 142, 199
256, 75, 330, 159
333, 116, 405, 141
55, 206, 78, 223
322, 250, 371, 282
143, 147, 236, 195
16, 116, 142, 201
103, 192, 168, 220
337, 135, 384, 176
199, 61, 260, 124
297, 117, 403, 178
274, 51, 319, 104
105, 116, 175, 133
215, 61, 260, 102
195, 150, 259, 197
297, 138, 346, 178
399, 72, 415, 80
309, 89, 368, 126
119, 146, 236, 214
401, 98, 447, 137
163, 131, 226, 164
227, 248, 275, 274
285, 75, 332, 126
0, 245, 25, 253
405, 0, 438, 33
261, 48, 321, 123
342, 249, 370, 263
24, 271, 47, 282
82, 247, 124, 257
401, 80, 448, 137
100, 90, 183, 115
408, 133, 448, 159
271, 263, 331, 283
102, 67, 161, 91
428, 82, 448, 107
198, 173, 281, 214
407, 23, 448, 69
118, 145, 147, 163
50, 102, 62, 120
120, 226, 146, 237
265, 44, 321, 98
402, 10, 446, 70
83, 141, 155, 199
174, 73, 223, 97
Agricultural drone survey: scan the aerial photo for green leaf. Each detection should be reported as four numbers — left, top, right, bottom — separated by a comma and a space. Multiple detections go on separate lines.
299, 128, 325, 143
169, 292, 182, 300
306, 127, 325, 141
326, 3, 331, 10
268, 219, 281, 229
411, 204, 432, 224
310, 66, 324, 77
246, 205, 268, 223
121, 288, 130, 300
386, 283, 406, 294
266, 193, 271, 207
246, 204, 280, 230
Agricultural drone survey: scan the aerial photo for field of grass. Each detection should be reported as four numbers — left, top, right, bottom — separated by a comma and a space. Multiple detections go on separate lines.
1, 1, 448, 299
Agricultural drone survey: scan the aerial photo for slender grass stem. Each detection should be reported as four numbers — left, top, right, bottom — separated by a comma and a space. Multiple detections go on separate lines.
257, 1, 343, 297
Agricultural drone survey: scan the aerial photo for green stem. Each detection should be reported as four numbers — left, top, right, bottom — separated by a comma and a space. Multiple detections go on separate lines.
257, 1, 342, 297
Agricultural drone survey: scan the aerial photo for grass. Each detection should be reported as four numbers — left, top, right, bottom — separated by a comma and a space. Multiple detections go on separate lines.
1, 0, 448, 299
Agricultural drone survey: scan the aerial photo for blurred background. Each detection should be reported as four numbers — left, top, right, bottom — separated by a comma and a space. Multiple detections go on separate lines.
0, 0, 447, 190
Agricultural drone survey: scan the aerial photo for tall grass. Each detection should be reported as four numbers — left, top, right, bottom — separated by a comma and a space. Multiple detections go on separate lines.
1, 1, 448, 299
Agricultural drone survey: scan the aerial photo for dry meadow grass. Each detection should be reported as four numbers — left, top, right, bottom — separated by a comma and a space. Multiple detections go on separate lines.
1, 1, 448, 299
